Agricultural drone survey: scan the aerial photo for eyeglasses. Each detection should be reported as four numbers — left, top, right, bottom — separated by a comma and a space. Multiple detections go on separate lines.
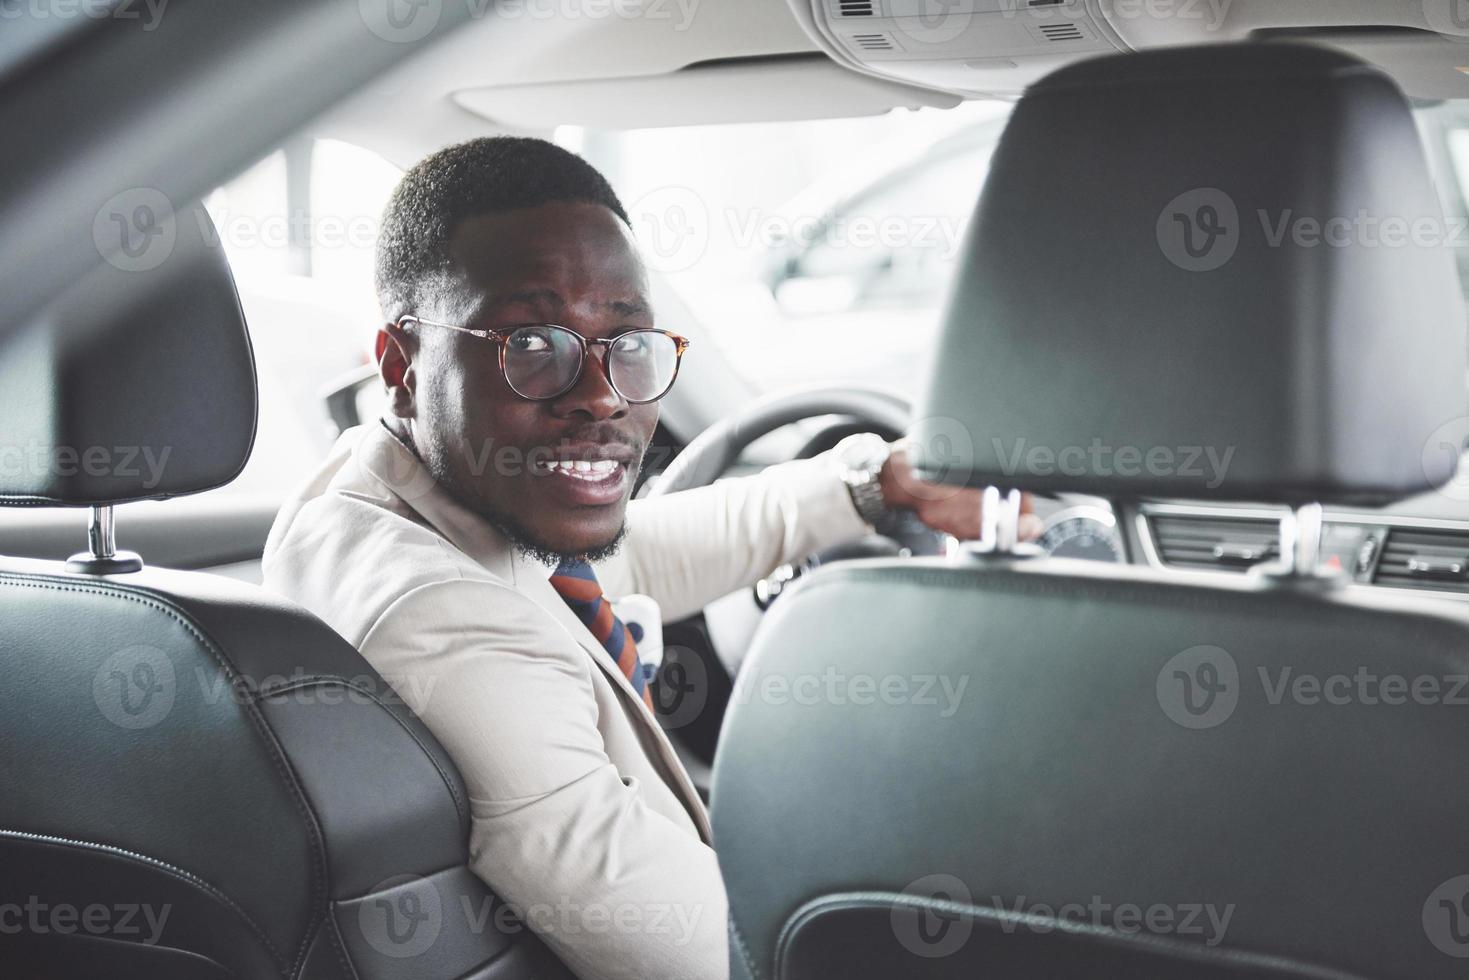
398, 316, 690, 404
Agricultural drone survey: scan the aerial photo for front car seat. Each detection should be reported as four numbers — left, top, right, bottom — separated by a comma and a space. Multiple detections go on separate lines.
712, 44, 1469, 980
0, 204, 573, 979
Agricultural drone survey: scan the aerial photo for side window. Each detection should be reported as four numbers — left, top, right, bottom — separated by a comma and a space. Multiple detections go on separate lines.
202, 139, 402, 498
593, 101, 1011, 396
773, 145, 991, 317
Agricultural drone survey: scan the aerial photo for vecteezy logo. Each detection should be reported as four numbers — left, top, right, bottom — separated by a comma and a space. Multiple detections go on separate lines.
1156, 645, 1239, 729
627, 186, 709, 274
1421, 416, 1469, 502
358, 0, 443, 43
380, 894, 429, 943
653, 646, 709, 730
1156, 188, 1239, 272
358, 875, 443, 958
93, 646, 177, 730
1424, 875, 1469, 957
92, 188, 177, 273
893, 0, 972, 45
903, 415, 976, 496
891, 873, 974, 958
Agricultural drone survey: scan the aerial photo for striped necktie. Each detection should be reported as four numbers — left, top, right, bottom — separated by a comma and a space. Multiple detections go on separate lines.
549, 559, 654, 710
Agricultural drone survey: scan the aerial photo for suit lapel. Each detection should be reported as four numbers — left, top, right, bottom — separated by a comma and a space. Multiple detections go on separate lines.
358, 424, 711, 840
517, 566, 713, 841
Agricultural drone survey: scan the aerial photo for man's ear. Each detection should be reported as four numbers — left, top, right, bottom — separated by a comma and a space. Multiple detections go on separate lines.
376, 321, 417, 419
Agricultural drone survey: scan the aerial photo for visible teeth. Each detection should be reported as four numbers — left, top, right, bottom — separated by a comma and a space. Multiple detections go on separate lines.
536, 458, 621, 480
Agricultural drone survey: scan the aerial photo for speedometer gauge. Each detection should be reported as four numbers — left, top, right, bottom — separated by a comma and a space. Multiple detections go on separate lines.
1038, 507, 1125, 563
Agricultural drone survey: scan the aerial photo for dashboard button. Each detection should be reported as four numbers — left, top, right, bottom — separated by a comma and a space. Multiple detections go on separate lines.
1356, 535, 1378, 576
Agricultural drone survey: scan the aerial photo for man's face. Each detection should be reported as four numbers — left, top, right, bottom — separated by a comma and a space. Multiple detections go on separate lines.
393, 201, 660, 560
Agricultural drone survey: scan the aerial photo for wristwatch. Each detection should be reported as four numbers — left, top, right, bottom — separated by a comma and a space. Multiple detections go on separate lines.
833, 432, 892, 527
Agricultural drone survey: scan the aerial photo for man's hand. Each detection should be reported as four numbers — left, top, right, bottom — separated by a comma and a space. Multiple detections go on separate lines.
877, 439, 1042, 542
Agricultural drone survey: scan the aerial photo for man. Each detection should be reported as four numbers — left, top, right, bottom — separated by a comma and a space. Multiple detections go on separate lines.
263, 136, 1025, 980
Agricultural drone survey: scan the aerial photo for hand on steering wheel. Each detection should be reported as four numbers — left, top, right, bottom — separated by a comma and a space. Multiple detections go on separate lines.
878, 440, 1043, 542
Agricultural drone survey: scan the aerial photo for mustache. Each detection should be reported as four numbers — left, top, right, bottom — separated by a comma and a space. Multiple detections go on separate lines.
545, 425, 645, 454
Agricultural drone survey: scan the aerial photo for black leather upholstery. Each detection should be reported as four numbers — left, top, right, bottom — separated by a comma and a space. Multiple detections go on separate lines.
0, 557, 573, 979
0, 202, 256, 505
0, 205, 572, 978
713, 44, 1469, 980
910, 43, 1468, 505
714, 558, 1469, 980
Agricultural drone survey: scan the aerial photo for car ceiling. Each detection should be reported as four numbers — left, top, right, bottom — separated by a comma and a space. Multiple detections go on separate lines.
308, 0, 1469, 170
312, 0, 958, 168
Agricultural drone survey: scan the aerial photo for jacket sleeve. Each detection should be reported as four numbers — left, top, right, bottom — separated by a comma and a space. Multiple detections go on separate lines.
358, 578, 729, 980
598, 450, 870, 621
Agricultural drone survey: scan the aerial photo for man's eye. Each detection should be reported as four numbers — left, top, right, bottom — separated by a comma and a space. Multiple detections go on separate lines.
618, 333, 651, 353
509, 331, 552, 353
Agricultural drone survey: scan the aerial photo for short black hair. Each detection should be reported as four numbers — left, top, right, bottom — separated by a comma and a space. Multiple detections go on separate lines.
374, 136, 630, 322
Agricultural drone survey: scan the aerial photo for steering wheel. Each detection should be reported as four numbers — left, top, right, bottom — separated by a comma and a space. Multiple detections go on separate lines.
646, 385, 912, 497
647, 385, 941, 603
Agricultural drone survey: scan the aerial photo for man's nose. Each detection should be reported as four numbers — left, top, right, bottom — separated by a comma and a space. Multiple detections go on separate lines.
551, 346, 626, 421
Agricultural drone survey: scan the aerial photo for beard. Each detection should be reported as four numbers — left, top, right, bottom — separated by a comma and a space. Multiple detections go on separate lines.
414, 430, 629, 567
465, 493, 627, 567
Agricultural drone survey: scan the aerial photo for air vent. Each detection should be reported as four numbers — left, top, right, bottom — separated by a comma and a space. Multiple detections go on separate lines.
850, 33, 895, 50
1039, 23, 1086, 41
1150, 515, 1279, 572
1373, 528, 1469, 593
837, 0, 875, 15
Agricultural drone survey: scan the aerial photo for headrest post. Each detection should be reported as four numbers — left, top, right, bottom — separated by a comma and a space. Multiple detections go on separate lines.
1279, 502, 1324, 577
964, 486, 1038, 559
65, 505, 143, 575
88, 505, 116, 561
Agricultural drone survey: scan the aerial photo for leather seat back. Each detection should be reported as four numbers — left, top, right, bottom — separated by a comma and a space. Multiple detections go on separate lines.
713, 43, 1469, 980
716, 557, 1469, 980
0, 204, 573, 979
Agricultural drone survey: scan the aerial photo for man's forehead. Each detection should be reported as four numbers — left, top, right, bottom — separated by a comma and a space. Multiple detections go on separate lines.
476, 286, 649, 318
445, 203, 649, 313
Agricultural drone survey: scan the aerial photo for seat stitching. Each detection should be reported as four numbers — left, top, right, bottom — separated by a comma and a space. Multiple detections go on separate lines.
324, 902, 362, 980
0, 573, 330, 977
0, 829, 286, 973
728, 911, 766, 980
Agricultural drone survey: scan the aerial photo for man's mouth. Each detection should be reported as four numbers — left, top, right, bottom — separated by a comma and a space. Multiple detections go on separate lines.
534, 458, 623, 481
529, 444, 638, 506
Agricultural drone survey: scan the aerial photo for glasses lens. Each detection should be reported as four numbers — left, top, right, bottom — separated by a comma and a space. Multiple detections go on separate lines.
609, 331, 679, 402
502, 325, 583, 399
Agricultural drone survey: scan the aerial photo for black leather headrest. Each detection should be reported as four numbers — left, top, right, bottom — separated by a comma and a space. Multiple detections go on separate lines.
0, 202, 256, 506
912, 43, 1469, 505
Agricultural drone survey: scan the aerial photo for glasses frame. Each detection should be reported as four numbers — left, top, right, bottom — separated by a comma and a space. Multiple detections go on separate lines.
398, 315, 690, 404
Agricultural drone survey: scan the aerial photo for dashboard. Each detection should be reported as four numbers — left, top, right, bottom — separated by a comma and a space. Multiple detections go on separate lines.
1035, 491, 1469, 601
701, 439, 1469, 681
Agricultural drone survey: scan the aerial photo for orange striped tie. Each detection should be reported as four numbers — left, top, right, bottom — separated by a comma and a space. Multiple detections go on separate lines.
549, 559, 655, 710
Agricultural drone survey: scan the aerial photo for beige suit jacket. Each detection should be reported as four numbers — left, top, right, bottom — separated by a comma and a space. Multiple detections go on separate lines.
260, 422, 867, 980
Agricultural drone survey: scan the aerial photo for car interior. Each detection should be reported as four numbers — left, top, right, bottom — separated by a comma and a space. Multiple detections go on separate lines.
7, 1, 1469, 978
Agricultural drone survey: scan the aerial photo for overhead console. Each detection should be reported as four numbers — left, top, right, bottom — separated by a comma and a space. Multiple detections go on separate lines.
795, 0, 1126, 94
787, 0, 1469, 97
